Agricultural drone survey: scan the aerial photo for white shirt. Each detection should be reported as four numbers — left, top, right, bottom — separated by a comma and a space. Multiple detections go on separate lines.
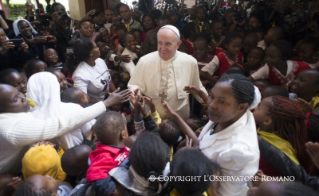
111, 48, 137, 75
201, 55, 220, 76
128, 51, 207, 119
73, 58, 111, 104
198, 110, 260, 196
251, 60, 294, 80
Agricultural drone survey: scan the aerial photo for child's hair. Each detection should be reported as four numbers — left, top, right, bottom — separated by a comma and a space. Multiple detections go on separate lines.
119, 32, 135, 48
170, 148, 220, 196
299, 38, 319, 52
94, 111, 125, 145
262, 85, 289, 99
223, 69, 245, 76
116, 23, 128, 33
248, 13, 263, 25
159, 119, 181, 146
130, 28, 143, 37
268, 96, 312, 173
224, 31, 243, 45
228, 62, 250, 77
194, 37, 208, 46
79, 19, 93, 28
65, 38, 94, 72
182, 22, 196, 39
253, 79, 270, 87
130, 132, 169, 181
25, 59, 45, 79
15, 179, 55, 196
249, 47, 265, 57
210, 20, 223, 30
60, 87, 83, 103
269, 40, 293, 61
0, 68, 19, 84
218, 74, 255, 106
61, 145, 92, 176
186, 116, 207, 131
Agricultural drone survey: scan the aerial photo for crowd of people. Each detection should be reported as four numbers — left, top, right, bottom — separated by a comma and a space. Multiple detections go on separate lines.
1, 0, 319, 195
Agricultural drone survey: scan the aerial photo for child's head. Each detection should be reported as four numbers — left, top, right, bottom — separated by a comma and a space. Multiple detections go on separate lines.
61, 145, 92, 177
45, 68, 68, 91
118, 81, 127, 91
79, 19, 94, 38
109, 103, 122, 112
224, 31, 243, 56
119, 4, 131, 21
131, 29, 142, 46
14, 175, 58, 196
96, 41, 109, 56
116, 23, 128, 38
22, 144, 66, 181
193, 37, 208, 61
247, 47, 264, 70
290, 69, 319, 97
261, 85, 289, 99
94, 111, 128, 146
44, 48, 59, 66
228, 62, 250, 77
130, 132, 169, 180
255, 30, 264, 42
110, 24, 117, 36
210, 20, 223, 39
265, 40, 293, 68
208, 74, 256, 124
248, 14, 262, 29
105, 9, 114, 23
170, 148, 220, 196
253, 96, 311, 172
182, 22, 197, 41
264, 26, 285, 46
158, 119, 181, 146
0, 28, 7, 44
120, 32, 136, 52
253, 79, 270, 94
298, 38, 319, 63
0, 69, 27, 94
111, 71, 121, 87
99, 28, 111, 43
60, 87, 90, 106
185, 117, 207, 132
25, 59, 48, 79
243, 32, 258, 54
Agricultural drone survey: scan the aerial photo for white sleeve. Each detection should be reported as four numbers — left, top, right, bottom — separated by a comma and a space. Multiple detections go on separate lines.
6, 102, 106, 146
123, 61, 136, 75
251, 66, 269, 80
201, 55, 220, 76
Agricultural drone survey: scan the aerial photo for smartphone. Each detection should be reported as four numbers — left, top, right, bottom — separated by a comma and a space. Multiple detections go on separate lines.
9, 39, 23, 47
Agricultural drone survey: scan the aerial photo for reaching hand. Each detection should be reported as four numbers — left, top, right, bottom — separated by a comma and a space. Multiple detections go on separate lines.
140, 97, 148, 117
183, 85, 201, 95
1, 40, 14, 51
143, 96, 154, 107
104, 88, 132, 108
306, 142, 319, 170
29, 36, 47, 44
295, 97, 314, 114
2, 177, 22, 196
163, 101, 177, 119
118, 55, 131, 63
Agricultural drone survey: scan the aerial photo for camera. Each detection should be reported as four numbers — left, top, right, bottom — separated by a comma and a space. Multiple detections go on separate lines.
89, 9, 102, 18
283, 10, 307, 32
57, 10, 69, 20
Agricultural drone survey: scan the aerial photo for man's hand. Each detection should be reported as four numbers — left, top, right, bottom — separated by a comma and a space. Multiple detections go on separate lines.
294, 97, 314, 114
306, 141, 319, 170
104, 88, 132, 108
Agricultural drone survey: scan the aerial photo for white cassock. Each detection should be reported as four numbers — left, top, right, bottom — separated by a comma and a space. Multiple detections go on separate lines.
128, 51, 207, 119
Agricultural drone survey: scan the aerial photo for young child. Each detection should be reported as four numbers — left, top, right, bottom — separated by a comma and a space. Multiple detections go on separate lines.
254, 96, 313, 175
255, 30, 266, 50
25, 59, 47, 79
227, 62, 250, 77
0, 68, 36, 107
22, 144, 66, 181
104, 9, 114, 31
114, 23, 128, 55
60, 87, 90, 106
86, 111, 129, 195
118, 3, 142, 32
263, 27, 285, 47
290, 69, 319, 113
242, 33, 258, 62
193, 37, 214, 71
247, 47, 264, 75
43, 48, 64, 71
210, 20, 224, 48
253, 79, 270, 94
45, 67, 68, 92
130, 28, 142, 47
297, 38, 319, 69
251, 40, 310, 86
261, 85, 289, 100
200, 31, 244, 83
170, 148, 221, 196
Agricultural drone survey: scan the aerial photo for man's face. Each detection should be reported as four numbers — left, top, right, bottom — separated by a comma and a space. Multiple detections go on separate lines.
105, 10, 114, 23
157, 29, 181, 61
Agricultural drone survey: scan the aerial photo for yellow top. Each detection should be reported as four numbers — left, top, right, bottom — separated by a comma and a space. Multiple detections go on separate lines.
170, 189, 208, 196
257, 128, 299, 165
150, 110, 162, 125
312, 94, 319, 110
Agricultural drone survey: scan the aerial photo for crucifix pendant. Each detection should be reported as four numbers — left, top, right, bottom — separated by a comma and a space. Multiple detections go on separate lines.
159, 91, 167, 103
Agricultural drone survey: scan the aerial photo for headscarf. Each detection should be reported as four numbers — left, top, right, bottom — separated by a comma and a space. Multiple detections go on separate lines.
12, 19, 38, 36
27, 72, 61, 119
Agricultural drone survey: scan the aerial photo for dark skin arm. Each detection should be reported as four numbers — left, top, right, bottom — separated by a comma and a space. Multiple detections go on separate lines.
200, 71, 218, 83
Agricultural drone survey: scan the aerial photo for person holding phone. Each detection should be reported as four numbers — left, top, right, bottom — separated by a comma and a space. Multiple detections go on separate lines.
0, 27, 31, 71
12, 19, 57, 61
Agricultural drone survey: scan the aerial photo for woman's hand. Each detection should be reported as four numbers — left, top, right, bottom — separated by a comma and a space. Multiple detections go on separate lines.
21, 38, 29, 53
1, 40, 14, 52
104, 88, 132, 108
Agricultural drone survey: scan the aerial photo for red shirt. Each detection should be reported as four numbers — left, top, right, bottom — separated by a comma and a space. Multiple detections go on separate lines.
86, 143, 130, 182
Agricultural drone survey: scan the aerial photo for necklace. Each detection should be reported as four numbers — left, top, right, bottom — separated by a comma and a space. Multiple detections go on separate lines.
159, 61, 169, 103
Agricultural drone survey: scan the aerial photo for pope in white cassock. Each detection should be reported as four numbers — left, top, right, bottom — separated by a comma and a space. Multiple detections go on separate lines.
128, 25, 207, 119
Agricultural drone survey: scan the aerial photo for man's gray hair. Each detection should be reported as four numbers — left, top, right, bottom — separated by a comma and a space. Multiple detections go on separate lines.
157, 25, 180, 42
